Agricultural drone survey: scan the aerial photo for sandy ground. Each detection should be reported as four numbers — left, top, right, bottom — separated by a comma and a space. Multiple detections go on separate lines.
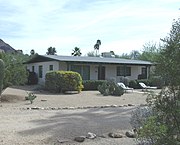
0, 86, 159, 145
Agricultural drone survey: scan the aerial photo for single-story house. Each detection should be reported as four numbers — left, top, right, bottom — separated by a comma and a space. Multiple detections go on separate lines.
25, 55, 154, 84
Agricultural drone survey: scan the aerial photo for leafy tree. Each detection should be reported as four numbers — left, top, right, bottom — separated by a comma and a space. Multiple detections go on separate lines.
86, 51, 100, 57
71, 47, 82, 56
118, 53, 131, 59
130, 50, 141, 60
136, 18, 180, 145
0, 53, 28, 88
46, 47, 57, 55
139, 42, 160, 62
94, 39, 101, 56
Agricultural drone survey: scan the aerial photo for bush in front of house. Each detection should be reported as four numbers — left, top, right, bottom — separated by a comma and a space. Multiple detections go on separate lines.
83, 80, 107, 90
129, 77, 164, 89
148, 76, 164, 89
119, 76, 130, 86
98, 81, 124, 96
45, 71, 83, 93
27, 71, 38, 85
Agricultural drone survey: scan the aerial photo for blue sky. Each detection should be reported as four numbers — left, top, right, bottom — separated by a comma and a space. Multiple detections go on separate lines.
0, 0, 179, 56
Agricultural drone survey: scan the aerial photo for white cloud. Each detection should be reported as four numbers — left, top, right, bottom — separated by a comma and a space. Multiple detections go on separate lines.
0, 0, 179, 56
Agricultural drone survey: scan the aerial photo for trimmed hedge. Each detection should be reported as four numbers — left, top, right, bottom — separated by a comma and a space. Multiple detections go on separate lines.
45, 71, 83, 93
83, 80, 107, 90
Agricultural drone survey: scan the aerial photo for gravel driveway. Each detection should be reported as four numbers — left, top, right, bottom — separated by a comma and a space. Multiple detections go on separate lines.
0, 86, 158, 145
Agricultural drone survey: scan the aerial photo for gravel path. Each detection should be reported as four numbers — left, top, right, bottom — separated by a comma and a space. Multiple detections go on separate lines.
0, 86, 159, 145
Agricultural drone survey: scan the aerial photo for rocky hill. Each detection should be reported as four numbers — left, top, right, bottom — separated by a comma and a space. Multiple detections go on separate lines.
0, 39, 16, 53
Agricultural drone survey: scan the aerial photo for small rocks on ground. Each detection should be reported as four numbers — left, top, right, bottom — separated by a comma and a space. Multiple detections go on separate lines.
86, 132, 96, 139
74, 136, 86, 142
125, 131, 136, 138
108, 132, 123, 138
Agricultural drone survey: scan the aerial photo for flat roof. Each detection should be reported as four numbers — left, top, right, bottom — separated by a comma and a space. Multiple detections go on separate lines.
25, 55, 153, 66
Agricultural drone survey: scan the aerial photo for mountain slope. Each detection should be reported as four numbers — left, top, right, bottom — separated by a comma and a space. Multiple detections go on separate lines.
0, 39, 16, 52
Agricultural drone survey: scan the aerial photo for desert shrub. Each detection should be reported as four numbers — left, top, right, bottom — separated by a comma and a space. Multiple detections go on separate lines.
98, 81, 124, 96
0, 59, 5, 95
135, 89, 180, 145
0, 53, 28, 88
119, 76, 130, 86
129, 80, 140, 89
27, 71, 38, 85
148, 76, 164, 89
45, 71, 83, 93
25, 92, 37, 104
83, 80, 107, 90
130, 106, 153, 130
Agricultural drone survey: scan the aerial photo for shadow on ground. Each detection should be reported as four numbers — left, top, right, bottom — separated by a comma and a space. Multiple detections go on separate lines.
18, 107, 135, 144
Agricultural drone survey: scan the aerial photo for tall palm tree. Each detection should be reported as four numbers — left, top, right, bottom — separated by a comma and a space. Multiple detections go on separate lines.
71, 47, 82, 56
46, 47, 57, 55
94, 39, 101, 56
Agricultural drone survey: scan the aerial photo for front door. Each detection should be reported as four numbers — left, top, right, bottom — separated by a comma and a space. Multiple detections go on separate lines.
98, 66, 105, 80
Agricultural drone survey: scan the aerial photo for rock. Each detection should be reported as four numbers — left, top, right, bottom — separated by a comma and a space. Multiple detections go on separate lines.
74, 136, 86, 142
41, 99, 47, 101
108, 132, 123, 138
128, 104, 134, 106
125, 131, 136, 138
111, 105, 118, 107
86, 132, 96, 139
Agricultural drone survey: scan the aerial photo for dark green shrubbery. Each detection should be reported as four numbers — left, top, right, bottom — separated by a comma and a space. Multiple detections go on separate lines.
27, 71, 38, 85
0, 59, 5, 95
98, 81, 124, 96
129, 77, 164, 89
0, 53, 28, 89
45, 71, 83, 93
119, 76, 130, 86
83, 80, 107, 90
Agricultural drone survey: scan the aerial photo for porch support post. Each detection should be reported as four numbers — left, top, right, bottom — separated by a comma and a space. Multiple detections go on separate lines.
147, 65, 150, 79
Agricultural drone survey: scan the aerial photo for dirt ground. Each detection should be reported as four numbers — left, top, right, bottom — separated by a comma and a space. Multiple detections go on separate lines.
0, 86, 159, 145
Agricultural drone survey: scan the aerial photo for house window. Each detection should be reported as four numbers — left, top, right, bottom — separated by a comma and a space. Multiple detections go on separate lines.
142, 67, 147, 75
32, 66, 34, 72
117, 66, 131, 76
38, 65, 43, 78
70, 65, 90, 80
49, 65, 53, 71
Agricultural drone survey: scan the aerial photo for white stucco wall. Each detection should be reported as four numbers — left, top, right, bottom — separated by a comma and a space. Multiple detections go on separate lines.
27, 61, 59, 84
27, 61, 149, 84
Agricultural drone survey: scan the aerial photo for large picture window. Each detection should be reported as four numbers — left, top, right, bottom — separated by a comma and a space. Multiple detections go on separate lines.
70, 65, 90, 80
117, 66, 131, 76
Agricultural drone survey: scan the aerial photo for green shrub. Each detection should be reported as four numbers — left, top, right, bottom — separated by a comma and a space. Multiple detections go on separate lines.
45, 71, 83, 93
83, 80, 107, 90
98, 81, 124, 96
148, 76, 164, 89
119, 76, 130, 86
129, 80, 140, 89
0, 59, 5, 95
